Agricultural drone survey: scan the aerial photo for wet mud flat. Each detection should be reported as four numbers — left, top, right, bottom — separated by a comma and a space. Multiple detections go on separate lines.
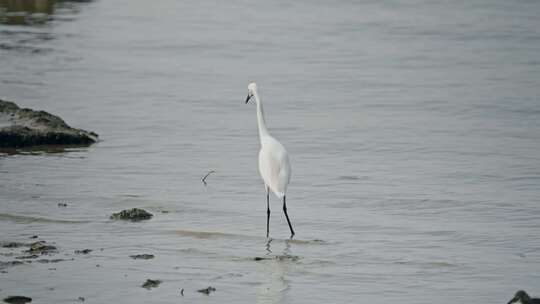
0, 208, 326, 303
0, 208, 316, 303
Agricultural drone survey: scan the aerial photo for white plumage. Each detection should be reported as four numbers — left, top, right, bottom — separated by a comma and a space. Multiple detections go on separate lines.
258, 136, 290, 199
245, 82, 295, 238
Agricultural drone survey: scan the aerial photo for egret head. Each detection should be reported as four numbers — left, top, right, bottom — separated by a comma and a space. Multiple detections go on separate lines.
508, 290, 530, 304
245, 82, 258, 104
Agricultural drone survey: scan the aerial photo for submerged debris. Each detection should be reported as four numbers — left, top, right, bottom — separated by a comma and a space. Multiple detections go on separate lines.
197, 286, 216, 295
74, 249, 92, 255
3, 296, 32, 304
253, 255, 300, 262
110, 208, 153, 221
2, 242, 25, 248
15, 255, 39, 260
275, 254, 300, 262
253, 256, 270, 261
36, 258, 65, 264
201, 170, 216, 186
129, 254, 154, 260
141, 279, 161, 289
0, 261, 24, 270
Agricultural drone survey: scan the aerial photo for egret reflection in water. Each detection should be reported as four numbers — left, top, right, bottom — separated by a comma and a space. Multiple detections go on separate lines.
256, 240, 296, 304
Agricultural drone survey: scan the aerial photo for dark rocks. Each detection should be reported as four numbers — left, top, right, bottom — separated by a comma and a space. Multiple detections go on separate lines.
110, 208, 153, 221
74, 249, 92, 255
141, 279, 161, 289
197, 286, 216, 295
35, 258, 65, 264
15, 255, 39, 260
3, 296, 32, 304
1, 239, 63, 266
275, 254, 300, 262
507, 290, 540, 304
0, 99, 98, 148
253, 254, 300, 262
25, 241, 57, 255
1, 242, 26, 248
129, 254, 154, 260
253, 256, 269, 261
0, 261, 24, 270
0, 100, 19, 112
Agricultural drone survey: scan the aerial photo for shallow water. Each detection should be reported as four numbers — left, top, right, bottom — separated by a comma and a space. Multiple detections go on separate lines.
1, 0, 540, 303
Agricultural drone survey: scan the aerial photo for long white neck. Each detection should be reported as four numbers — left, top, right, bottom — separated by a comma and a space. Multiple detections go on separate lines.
253, 90, 270, 144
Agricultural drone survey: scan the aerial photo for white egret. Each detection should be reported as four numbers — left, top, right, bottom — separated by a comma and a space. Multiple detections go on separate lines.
245, 82, 295, 238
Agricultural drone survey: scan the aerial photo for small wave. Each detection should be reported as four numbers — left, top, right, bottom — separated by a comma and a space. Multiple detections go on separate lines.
119, 194, 142, 198
285, 238, 329, 245
174, 229, 242, 239
394, 259, 459, 268
426, 261, 458, 268
337, 175, 371, 182
0, 213, 89, 224
173, 229, 328, 246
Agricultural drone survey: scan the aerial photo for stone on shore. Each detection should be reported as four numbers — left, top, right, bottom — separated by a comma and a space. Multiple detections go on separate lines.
197, 286, 216, 295
141, 279, 161, 289
3, 296, 32, 304
0, 99, 98, 148
129, 254, 154, 260
110, 208, 153, 221
25, 241, 57, 255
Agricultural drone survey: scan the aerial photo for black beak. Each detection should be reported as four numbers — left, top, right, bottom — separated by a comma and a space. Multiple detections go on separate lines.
508, 297, 517, 304
245, 94, 252, 104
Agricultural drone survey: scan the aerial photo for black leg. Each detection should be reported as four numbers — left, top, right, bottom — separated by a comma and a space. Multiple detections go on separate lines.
283, 196, 295, 238
266, 187, 270, 238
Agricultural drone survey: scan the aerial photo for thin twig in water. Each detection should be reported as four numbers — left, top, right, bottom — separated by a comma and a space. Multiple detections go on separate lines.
202, 170, 216, 186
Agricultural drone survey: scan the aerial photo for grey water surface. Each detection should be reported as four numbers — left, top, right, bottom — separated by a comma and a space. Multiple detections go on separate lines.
1, 0, 540, 303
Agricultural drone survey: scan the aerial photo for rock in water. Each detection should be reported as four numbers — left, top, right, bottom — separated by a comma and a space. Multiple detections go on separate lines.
129, 254, 154, 260
197, 286, 216, 295
3, 296, 32, 304
0, 99, 98, 148
141, 279, 161, 289
110, 208, 153, 221
1, 242, 26, 248
0, 261, 24, 270
74, 249, 92, 255
25, 241, 57, 255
